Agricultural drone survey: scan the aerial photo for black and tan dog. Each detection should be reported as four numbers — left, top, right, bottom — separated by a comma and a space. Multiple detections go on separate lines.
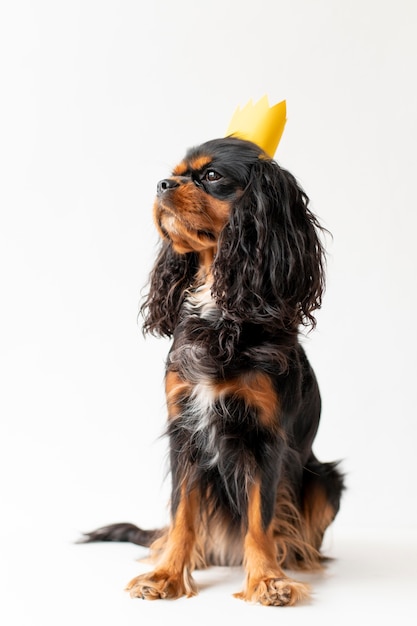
83, 136, 344, 606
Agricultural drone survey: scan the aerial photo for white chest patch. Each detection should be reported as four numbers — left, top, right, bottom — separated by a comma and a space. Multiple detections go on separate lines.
185, 283, 219, 321
191, 381, 216, 415
187, 381, 220, 467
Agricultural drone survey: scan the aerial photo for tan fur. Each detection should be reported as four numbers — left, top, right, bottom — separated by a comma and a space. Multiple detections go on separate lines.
273, 481, 326, 571
166, 370, 280, 430
133, 482, 313, 605
235, 481, 311, 606
144, 509, 244, 570
198, 249, 216, 278
302, 478, 337, 553
214, 372, 281, 429
126, 486, 200, 599
119, 139, 343, 606
172, 155, 213, 176
154, 181, 230, 254
165, 371, 192, 420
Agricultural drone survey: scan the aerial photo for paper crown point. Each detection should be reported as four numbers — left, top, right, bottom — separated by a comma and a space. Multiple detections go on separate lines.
225, 95, 287, 158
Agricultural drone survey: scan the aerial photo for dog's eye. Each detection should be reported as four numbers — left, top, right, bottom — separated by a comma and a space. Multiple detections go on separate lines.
203, 170, 222, 182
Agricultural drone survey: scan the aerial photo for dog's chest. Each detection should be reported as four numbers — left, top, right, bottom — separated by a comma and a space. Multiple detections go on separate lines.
185, 382, 221, 467
168, 285, 226, 466
168, 284, 222, 380
184, 283, 219, 321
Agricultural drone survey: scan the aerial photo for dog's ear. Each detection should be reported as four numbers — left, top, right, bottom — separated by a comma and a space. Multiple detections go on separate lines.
141, 240, 198, 337
212, 159, 326, 330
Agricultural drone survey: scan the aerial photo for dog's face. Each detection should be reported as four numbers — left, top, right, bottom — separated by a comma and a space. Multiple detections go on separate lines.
153, 137, 265, 254
144, 136, 326, 336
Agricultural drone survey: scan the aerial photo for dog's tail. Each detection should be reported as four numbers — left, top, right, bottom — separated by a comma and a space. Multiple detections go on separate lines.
77, 522, 165, 547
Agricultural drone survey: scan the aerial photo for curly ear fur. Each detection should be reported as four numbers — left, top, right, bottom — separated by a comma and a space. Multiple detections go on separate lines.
212, 159, 326, 331
141, 240, 198, 337
85, 143, 344, 604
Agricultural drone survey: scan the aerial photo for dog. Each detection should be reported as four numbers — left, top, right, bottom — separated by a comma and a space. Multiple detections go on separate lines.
83, 136, 344, 606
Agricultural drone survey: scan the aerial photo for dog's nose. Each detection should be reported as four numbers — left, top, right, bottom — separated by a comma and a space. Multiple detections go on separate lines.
157, 178, 179, 195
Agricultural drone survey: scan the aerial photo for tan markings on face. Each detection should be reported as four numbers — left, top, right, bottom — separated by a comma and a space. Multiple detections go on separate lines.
188, 155, 213, 171
172, 156, 212, 177
153, 182, 231, 254
172, 161, 188, 176
213, 372, 280, 429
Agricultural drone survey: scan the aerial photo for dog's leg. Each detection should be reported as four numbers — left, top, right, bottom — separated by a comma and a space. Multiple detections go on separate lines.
301, 458, 344, 553
126, 485, 198, 600
235, 481, 310, 607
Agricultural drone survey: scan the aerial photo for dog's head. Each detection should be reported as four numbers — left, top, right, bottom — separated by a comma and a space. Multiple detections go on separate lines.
142, 137, 326, 338
153, 137, 263, 255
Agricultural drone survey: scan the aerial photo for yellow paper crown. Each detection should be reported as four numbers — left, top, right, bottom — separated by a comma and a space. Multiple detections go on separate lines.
225, 95, 287, 158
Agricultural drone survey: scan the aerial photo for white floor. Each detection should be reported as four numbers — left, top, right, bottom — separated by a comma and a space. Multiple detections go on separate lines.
2, 525, 416, 626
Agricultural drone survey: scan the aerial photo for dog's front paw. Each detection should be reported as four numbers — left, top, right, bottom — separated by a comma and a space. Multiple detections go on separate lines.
126, 569, 197, 600
235, 576, 310, 607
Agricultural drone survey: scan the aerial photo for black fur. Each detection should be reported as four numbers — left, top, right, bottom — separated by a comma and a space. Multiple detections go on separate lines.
82, 137, 344, 605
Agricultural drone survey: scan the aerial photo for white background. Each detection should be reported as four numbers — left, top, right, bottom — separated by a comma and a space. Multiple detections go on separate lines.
1, 1, 416, 624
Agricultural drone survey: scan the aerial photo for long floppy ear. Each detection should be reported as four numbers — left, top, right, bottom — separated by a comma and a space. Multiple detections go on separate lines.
212, 159, 326, 331
140, 240, 199, 337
